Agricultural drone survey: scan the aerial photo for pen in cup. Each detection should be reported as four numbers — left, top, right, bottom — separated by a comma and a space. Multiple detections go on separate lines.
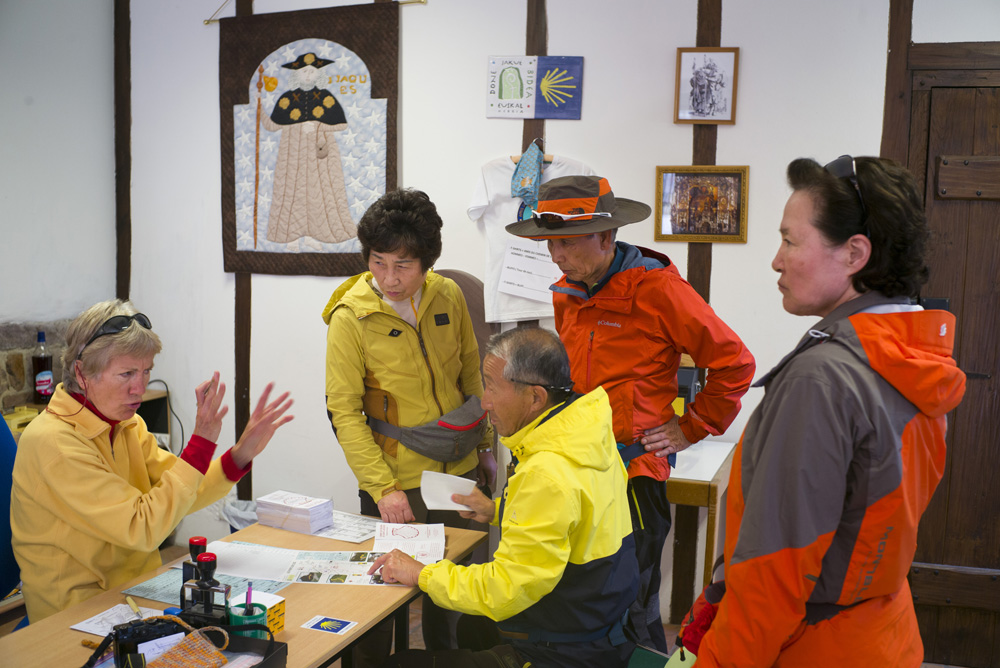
246, 581, 253, 609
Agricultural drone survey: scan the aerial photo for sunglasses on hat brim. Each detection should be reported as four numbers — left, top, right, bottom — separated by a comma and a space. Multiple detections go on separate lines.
530, 209, 612, 228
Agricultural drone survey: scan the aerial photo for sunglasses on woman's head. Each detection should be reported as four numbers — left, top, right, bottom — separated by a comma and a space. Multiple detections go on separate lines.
824, 154, 869, 225
77, 313, 153, 360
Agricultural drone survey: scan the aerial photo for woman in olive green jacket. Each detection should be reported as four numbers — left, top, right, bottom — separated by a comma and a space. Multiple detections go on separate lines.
322, 189, 495, 661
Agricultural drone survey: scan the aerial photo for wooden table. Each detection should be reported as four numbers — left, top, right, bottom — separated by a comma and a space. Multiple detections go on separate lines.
666, 440, 736, 623
0, 523, 486, 668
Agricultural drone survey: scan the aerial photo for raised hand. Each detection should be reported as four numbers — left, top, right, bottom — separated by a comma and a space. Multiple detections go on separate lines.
193, 372, 228, 443
230, 382, 294, 469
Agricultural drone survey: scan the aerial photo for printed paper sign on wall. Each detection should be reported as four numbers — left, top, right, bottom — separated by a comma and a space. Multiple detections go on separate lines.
486, 56, 583, 120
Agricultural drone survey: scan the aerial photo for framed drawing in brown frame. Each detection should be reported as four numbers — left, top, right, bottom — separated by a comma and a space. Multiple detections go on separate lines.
654, 165, 748, 243
674, 47, 739, 125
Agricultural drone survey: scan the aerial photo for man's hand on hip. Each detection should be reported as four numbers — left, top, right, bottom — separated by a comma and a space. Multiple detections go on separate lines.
641, 415, 693, 458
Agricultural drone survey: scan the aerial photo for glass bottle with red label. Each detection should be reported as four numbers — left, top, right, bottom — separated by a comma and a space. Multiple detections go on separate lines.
32, 331, 53, 404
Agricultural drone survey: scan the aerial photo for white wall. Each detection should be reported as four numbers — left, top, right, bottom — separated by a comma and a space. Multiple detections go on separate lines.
913, 0, 1000, 43
0, 0, 115, 322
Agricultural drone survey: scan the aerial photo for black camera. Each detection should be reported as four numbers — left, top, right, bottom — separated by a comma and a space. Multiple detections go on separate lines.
111, 617, 187, 668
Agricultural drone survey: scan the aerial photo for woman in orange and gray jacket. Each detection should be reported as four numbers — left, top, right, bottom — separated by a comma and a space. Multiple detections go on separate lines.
696, 156, 965, 666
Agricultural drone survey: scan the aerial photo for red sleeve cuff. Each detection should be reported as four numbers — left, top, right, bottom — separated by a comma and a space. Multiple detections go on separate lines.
221, 448, 252, 482
179, 434, 217, 474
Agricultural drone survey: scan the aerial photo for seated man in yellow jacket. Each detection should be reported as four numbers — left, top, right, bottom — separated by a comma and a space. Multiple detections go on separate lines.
371, 327, 639, 668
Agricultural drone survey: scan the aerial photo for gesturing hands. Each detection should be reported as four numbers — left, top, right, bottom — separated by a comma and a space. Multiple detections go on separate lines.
230, 382, 295, 469
193, 372, 228, 443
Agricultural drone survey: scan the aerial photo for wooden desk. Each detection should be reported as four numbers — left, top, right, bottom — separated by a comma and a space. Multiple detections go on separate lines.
666, 440, 736, 623
0, 523, 486, 668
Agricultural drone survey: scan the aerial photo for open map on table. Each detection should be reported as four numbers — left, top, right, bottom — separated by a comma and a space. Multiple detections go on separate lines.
123, 569, 291, 606
149, 527, 446, 588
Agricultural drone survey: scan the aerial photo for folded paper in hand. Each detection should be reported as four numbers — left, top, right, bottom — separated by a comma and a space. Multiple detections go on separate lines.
419, 471, 477, 511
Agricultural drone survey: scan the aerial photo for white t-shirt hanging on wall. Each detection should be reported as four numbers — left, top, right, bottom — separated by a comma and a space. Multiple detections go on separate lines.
468, 156, 596, 323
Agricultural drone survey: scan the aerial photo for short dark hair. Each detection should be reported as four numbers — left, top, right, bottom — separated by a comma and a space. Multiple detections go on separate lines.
357, 189, 443, 271
787, 156, 929, 298
484, 327, 573, 406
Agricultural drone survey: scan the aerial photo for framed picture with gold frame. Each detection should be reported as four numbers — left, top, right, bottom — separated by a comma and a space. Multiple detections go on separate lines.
654, 165, 748, 243
674, 47, 739, 125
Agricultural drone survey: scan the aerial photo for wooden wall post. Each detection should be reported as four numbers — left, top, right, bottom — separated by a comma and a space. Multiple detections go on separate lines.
114, 0, 131, 299
234, 0, 255, 500
670, 0, 723, 625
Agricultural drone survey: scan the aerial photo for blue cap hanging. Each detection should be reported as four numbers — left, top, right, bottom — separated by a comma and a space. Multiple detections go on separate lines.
511, 141, 545, 209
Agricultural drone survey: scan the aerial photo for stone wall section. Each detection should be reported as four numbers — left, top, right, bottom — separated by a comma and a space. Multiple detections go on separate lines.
1, 320, 72, 412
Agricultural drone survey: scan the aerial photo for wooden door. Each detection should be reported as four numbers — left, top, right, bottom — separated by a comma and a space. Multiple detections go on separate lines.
904, 76, 1000, 667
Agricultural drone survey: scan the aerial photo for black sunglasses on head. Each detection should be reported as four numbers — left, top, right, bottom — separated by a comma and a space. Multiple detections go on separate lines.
77, 313, 153, 360
824, 154, 869, 231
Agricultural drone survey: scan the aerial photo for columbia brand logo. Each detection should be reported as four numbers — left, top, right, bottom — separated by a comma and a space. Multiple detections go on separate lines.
853, 526, 894, 602
940, 324, 947, 336
434, 313, 450, 326
388, 329, 402, 337
598, 319, 621, 328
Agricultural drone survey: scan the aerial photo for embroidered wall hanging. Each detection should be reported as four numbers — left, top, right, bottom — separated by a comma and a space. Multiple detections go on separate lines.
220, 2, 398, 276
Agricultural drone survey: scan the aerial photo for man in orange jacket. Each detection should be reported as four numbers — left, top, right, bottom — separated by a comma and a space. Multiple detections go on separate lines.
507, 175, 755, 650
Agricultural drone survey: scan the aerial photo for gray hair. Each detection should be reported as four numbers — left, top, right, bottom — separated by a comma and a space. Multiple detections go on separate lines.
484, 327, 573, 403
63, 299, 162, 393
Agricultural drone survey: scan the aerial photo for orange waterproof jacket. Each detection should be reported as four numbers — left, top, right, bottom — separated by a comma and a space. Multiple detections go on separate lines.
697, 293, 966, 667
552, 243, 755, 481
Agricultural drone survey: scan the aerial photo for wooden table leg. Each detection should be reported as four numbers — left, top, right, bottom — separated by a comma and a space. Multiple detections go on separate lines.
669, 504, 699, 624
704, 482, 719, 589
394, 600, 410, 652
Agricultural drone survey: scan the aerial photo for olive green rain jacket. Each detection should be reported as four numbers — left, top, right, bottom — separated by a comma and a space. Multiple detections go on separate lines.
322, 270, 492, 499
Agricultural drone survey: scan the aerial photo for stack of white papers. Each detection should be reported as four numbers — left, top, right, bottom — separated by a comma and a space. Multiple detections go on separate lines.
256, 490, 334, 534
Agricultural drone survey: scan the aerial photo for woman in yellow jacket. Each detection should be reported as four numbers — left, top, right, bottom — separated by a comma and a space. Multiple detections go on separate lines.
322, 188, 495, 660
11, 299, 293, 622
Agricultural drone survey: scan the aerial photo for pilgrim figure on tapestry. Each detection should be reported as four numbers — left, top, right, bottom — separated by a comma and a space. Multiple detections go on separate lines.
262, 51, 356, 245
232, 38, 388, 254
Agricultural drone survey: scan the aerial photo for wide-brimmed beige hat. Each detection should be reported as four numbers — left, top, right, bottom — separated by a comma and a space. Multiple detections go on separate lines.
505, 175, 651, 239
